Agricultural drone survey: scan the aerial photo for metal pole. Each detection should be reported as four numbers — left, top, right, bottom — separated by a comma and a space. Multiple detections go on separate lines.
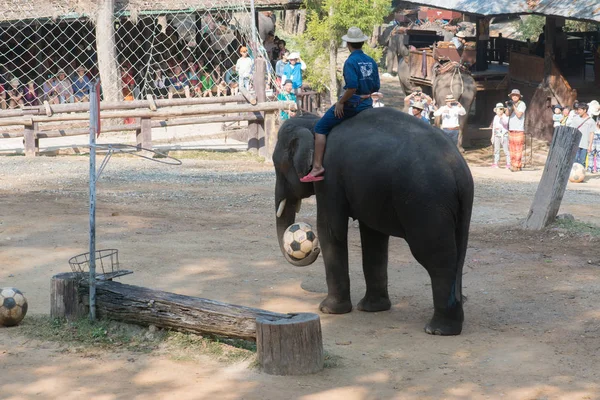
88, 80, 100, 321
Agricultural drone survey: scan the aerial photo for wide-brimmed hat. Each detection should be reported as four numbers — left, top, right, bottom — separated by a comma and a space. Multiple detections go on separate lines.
493, 102, 505, 112
508, 89, 522, 98
371, 92, 383, 99
287, 52, 300, 60
588, 100, 600, 117
342, 27, 369, 43
456, 31, 466, 38
445, 94, 457, 102
412, 101, 425, 110
10, 78, 19, 86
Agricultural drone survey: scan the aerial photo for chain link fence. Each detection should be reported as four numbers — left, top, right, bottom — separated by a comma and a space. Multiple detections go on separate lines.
0, 1, 282, 110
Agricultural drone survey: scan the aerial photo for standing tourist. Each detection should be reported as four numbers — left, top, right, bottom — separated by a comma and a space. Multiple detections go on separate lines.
277, 80, 297, 121
433, 94, 466, 146
506, 89, 526, 172
568, 102, 596, 166
490, 103, 510, 168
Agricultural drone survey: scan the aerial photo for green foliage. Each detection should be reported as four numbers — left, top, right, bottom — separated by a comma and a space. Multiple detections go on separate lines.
298, 0, 391, 91
515, 15, 545, 41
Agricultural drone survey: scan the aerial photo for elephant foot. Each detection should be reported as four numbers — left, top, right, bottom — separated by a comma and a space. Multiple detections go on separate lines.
319, 296, 353, 314
424, 315, 463, 336
357, 295, 391, 312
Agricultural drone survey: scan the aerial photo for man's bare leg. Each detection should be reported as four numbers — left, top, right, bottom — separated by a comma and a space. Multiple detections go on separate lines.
307, 133, 326, 177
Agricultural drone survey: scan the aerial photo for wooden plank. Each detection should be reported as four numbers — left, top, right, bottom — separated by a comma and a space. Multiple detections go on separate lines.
0, 101, 296, 127
0, 94, 248, 118
523, 126, 582, 230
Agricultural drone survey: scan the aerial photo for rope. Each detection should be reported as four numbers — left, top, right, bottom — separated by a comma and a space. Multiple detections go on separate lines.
450, 64, 465, 101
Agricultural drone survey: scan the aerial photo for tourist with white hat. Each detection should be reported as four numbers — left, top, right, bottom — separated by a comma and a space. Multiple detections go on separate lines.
433, 94, 466, 146
451, 30, 467, 51
491, 103, 510, 168
506, 88, 526, 171
282, 51, 306, 95
300, 27, 380, 182
410, 101, 428, 123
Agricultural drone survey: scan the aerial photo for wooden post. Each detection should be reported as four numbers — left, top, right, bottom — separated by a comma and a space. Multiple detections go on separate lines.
23, 121, 39, 157
524, 126, 581, 230
50, 272, 88, 320
136, 117, 152, 150
256, 313, 324, 375
265, 111, 277, 159
544, 17, 556, 84
249, 57, 267, 156
476, 17, 490, 71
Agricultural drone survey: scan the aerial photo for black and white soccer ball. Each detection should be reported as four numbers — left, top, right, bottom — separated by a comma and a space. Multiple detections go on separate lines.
0, 287, 28, 327
283, 222, 319, 260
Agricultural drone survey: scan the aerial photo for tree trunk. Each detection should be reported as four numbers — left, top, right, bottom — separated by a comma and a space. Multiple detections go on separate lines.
284, 10, 295, 34
296, 10, 307, 34
96, 0, 121, 102
523, 126, 581, 230
328, 6, 338, 105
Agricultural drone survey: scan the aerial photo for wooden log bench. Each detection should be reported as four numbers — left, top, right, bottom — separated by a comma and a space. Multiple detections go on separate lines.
51, 272, 323, 375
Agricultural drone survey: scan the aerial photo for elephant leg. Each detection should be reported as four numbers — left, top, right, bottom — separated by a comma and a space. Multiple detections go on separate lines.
317, 195, 352, 314
407, 224, 463, 336
357, 223, 391, 312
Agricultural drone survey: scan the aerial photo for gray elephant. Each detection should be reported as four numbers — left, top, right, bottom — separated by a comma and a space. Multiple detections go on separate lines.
273, 109, 474, 335
432, 63, 476, 150
386, 27, 415, 98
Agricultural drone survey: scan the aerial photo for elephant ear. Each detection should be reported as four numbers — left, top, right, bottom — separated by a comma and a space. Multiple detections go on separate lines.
275, 123, 314, 177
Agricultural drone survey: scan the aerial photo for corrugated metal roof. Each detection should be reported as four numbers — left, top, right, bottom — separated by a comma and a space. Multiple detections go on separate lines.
401, 0, 600, 23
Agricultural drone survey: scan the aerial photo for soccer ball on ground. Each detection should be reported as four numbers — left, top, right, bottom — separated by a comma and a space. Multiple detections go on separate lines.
0, 287, 28, 327
283, 222, 319, 260
569, 163, 585, 183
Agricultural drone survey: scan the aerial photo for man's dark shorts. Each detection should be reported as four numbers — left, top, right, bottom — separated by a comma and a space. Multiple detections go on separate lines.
314, 103, 372, 135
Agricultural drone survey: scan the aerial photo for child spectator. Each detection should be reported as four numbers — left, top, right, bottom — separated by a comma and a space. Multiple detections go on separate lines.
552, 105, 562, 127
225, 65, 239, 95
153, 69, 169, 99
200, 69, 214, 97
6, 78, 24, 108
23, 81, 38, 106
168, 64, 191, 99
236, 46, 253, 90
211, 65, 226, 97
43, 75, 59, 104
371, 92, 384, 108
55, 70, 73, 104
277, 79, 296, 121
275, 53, 288, 89
491, 103, 510, 168
72, 66, 90, 102
187, 63, 202, 97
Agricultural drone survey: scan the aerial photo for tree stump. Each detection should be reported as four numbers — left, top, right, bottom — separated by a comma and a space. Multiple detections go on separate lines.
256, 313, 324, 375
50, 272, 87, 320
524, 126, 581, 230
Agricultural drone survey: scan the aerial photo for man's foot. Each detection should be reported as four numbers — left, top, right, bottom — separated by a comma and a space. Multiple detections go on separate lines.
300, 168, 325, 183
506, 163, 511, 169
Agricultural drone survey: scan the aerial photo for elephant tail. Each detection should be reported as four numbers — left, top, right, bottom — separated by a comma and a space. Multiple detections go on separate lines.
454, 173, 474, 304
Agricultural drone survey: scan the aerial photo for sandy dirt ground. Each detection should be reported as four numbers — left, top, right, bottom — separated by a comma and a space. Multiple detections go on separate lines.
2, 73, 600, 400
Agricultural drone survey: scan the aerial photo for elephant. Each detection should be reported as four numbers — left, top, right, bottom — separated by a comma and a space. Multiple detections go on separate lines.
432, 63, 476, 150
273, 108, 474, 335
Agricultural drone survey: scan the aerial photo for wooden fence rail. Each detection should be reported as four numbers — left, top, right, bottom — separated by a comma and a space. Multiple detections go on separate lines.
0, 94, 296, 157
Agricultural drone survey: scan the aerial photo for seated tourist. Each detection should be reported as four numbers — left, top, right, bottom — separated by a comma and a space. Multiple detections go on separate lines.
225, 65, 239, 95
168, 64, 191, 99
0, 81, 6, 109
55, 70, 73, 104
6, 78, 24, 109
187, 63, 202, 97
43, 75, 59, 104
153, 69, 169, 99
23, 81, 38, 106
72, 66, 90, 102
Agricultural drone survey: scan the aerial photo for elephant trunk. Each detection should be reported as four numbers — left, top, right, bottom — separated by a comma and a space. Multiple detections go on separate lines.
276, 197, 319, 267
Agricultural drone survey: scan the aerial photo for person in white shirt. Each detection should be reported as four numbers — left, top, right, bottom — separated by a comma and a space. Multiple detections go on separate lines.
567, 102, 596, 166
505, 89, 526, 172
490, 103, 510, 168
433, 94, 466, 145
235, 46, 254, 90
371, 92, 384, 108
